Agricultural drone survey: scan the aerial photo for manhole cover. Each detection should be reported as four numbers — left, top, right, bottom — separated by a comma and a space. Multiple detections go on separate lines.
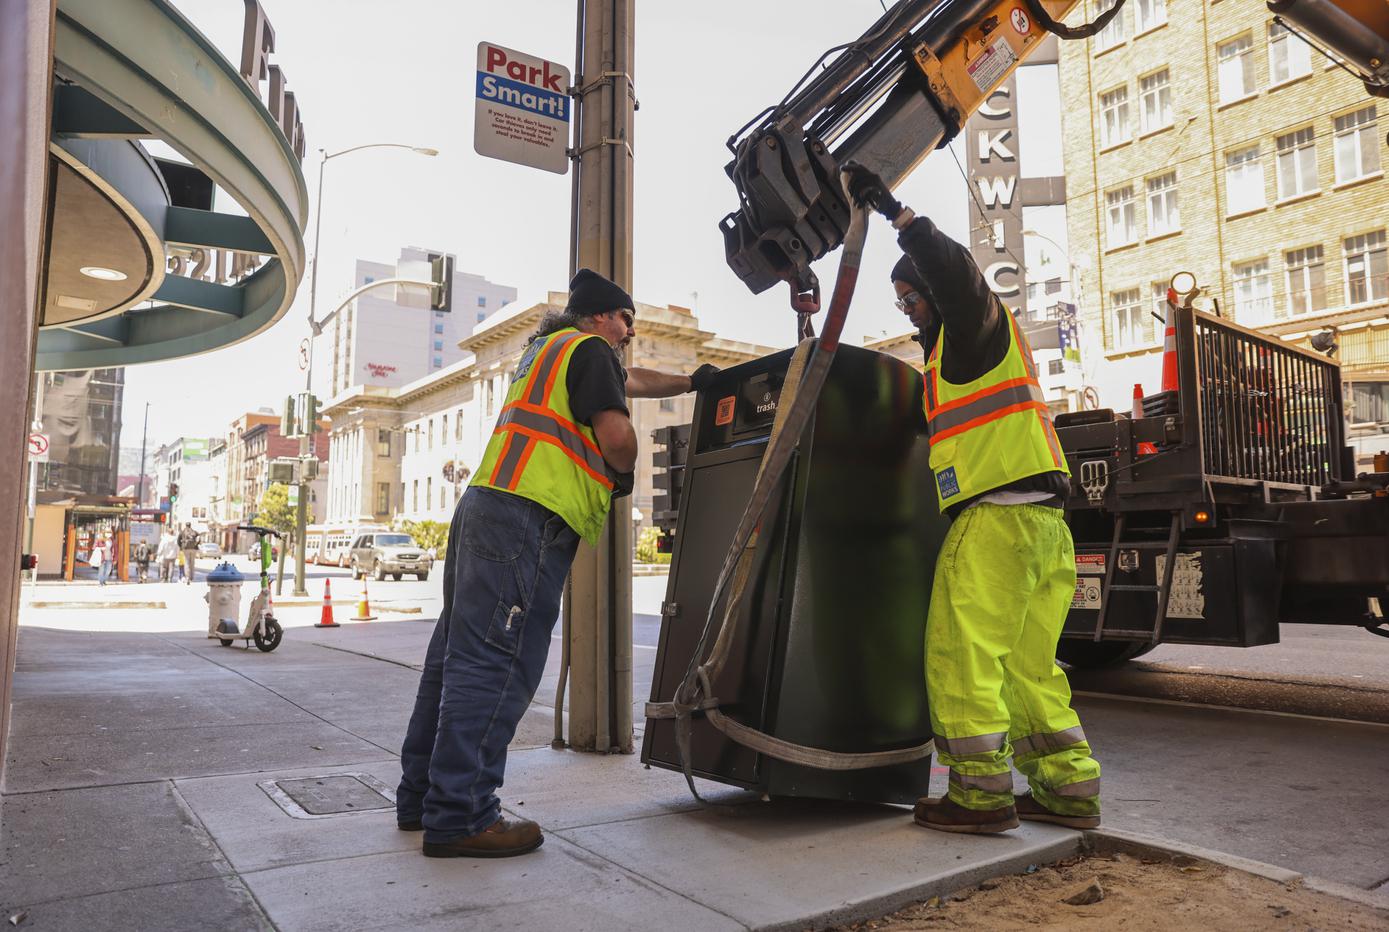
258, 772, 396, 819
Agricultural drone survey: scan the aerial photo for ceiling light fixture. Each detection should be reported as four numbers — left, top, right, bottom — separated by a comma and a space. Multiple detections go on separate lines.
80, 266, 128, 281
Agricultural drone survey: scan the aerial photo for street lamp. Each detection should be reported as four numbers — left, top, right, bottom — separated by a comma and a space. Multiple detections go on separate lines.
291, 142, 438, 597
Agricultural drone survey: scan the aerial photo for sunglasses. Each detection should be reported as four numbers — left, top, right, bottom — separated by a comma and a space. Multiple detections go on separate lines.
894, 291, 924, 312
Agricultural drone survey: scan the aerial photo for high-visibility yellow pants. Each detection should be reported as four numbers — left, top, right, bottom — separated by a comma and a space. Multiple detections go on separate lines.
926, 502, 1101, 816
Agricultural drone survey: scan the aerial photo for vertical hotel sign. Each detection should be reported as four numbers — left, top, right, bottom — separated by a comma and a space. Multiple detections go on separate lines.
474, 42, 571, 175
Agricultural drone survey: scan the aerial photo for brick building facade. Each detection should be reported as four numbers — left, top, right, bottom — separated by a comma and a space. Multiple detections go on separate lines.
1058, 0, 1389, 455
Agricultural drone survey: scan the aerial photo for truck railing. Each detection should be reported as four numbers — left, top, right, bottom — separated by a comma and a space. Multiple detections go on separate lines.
1178, 305, 1344, 487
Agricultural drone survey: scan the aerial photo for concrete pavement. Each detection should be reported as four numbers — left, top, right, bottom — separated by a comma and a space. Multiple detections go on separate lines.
4, 585, 1389, 929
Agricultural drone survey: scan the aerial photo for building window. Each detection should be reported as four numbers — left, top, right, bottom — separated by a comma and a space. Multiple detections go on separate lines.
414, 427, 420, 453
412, 479, 418, 511
1217, 33, 1255, 104
427, 419, 434, 450
1099, 86, 1130, 147
477, 295, 487, 308
433, 356, 443, 368
455, 408, 464, 440
1134, 0, 1166, 32
376, 428, 390, 457
1285, 246, 1326, 316
477, 312, 487, 323
1138, 69, 1172, 133
426, 477, 432, 511
1233, 259, 1274, 324
434, 322, 444, 335
1151, 281, 1170, 327
1275, 127, 1318, 199
1224, 145, 1265, 214
1345, 230, 1388, 305
376, 482, 390, 514
1047, 358, 1065, 376
440, 485, 447, 509
441, 413, 448, 442
1268, 21, 1311, 85
1146, 171, 1180, 236
433, 340, 443, 351
659, 397, 675, 412
1108, 288, 1145, 349
1105, 185, 1137, 249
1095, 0, 1126, 50
1333, 106, 1381, 184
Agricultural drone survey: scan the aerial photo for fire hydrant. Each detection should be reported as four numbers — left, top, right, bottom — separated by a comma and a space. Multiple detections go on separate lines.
205, 561, 245, 642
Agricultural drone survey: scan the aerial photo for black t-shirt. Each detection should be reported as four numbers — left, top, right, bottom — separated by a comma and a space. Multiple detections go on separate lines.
566, 337, 634, 498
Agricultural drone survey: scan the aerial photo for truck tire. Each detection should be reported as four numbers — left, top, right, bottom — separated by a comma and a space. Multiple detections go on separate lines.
1055, 639, 1154, 670
374, 561, 386, 581
391, 573, 402, 581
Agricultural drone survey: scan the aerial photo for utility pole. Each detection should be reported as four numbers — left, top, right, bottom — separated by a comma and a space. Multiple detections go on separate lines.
561, 0, 635, 753
136, 401, 149, 508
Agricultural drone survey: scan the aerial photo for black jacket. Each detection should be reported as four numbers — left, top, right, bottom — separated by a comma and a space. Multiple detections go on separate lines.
896, 217, 1070, 513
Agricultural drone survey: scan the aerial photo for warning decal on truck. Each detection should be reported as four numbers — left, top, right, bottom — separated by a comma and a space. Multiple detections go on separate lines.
966, 36, 1018, 92
1072, 578, 1102, 610
1075, 554, 1106, 575
1155, 552, 1206, 619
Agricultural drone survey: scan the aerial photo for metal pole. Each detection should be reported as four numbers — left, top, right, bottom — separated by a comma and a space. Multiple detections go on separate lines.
292, 152, 327, 597
563, 0, 635, 754
136, 401, 149, 507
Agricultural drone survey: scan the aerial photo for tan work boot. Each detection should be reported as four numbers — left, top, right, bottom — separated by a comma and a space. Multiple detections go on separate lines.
422, 816, 544, 858
1015, 792, 1100, 830
913, 795, 1019, 834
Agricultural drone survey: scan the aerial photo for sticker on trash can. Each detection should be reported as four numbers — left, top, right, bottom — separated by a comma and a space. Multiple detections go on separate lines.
1075, 554, 1106, 575
715, 396, 736, 426
1072, 578, 1102, 610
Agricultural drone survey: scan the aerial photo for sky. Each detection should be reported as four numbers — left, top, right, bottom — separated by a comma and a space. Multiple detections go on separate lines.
120, 0, 1067, 452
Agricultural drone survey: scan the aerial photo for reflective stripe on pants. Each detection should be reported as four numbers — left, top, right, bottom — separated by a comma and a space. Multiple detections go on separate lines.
926, 502, 1101, 815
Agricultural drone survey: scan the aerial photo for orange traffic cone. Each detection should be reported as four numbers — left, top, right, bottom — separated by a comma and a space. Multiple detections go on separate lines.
1133, 384, 1158, 456
1160, 289, 1179, 393
354, 577, 377, 621
316, 578, 339, 628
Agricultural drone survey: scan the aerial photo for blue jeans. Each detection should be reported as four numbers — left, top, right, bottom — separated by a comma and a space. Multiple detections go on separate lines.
97, 560, 112, 585
398, 486, 580, 842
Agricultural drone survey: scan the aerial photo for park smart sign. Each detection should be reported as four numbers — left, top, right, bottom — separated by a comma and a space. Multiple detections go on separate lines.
474, 42, 571, 175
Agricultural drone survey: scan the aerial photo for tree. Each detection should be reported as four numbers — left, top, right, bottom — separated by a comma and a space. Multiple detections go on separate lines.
399, 518, 449, 555
254, 483, 302, 538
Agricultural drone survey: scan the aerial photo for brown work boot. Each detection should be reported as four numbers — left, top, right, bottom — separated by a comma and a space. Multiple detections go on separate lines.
913, 795, 1019, 834
1015, 792, 1101, 830
422, 816, 544, 858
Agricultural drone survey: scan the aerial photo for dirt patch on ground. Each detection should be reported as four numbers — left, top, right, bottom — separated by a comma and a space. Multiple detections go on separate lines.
832, 852, 1389, 931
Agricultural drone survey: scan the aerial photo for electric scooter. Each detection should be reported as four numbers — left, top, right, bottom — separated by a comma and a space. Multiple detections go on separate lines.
214, 524, 284, 652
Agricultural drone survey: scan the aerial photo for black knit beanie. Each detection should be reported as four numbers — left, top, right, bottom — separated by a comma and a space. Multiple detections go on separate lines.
891, 254, 928, 294
566, 268, 635, 317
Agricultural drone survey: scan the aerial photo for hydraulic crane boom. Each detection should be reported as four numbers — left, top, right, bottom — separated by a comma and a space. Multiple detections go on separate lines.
721, 0, 1389, 308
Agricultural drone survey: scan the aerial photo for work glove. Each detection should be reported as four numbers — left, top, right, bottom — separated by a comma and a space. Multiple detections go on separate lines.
841, 161, 904, 223
689, 364, 720, 393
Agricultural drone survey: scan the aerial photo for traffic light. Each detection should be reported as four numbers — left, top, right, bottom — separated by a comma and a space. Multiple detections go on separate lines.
168, 481, 179, 504
302, 392, 319, 432
281, 394, 297, 437
428, 253, 454, 313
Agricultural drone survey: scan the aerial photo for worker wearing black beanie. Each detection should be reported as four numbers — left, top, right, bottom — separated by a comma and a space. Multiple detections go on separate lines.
565, 268, 635, 317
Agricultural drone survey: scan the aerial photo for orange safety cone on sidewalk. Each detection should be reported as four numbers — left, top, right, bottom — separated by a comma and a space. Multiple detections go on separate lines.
354, 577, 377, 622
316, 578, 339, 628
1133, 384, 1158, 456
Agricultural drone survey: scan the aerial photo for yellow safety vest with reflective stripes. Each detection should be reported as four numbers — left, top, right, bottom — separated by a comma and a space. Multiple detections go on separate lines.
472, 328, 616, 544
923, 309, 1068, 512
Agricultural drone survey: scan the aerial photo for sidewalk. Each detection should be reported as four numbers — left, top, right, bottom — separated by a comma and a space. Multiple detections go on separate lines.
0, 621, 1080, 931
3, 615, 1388, 930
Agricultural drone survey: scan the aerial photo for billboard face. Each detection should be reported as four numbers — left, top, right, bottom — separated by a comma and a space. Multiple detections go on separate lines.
183, 439, 209, 461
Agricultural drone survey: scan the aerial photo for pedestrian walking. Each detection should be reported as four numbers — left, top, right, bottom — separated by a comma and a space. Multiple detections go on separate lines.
177, 523, 200, 585
92, 534, 112, 586
397, 269, 718, 859
156, 529, 177, 582
133, 539, 153, 583
844, 164, 1100, 835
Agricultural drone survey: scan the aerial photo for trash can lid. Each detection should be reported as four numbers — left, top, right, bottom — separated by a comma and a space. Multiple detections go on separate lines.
206, 562, 244, 583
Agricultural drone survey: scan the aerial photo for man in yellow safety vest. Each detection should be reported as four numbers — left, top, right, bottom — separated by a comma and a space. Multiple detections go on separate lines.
844, 163, 1101, 835
398, 269, 719, 858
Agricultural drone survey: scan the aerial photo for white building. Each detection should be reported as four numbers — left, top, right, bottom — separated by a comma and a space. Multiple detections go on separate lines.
327, 246, 516, 397
151, 438, 216, 531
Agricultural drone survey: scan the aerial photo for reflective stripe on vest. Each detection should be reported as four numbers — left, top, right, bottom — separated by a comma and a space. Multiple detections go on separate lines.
922, 308, 1068, 510
472, 328, 615, 544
